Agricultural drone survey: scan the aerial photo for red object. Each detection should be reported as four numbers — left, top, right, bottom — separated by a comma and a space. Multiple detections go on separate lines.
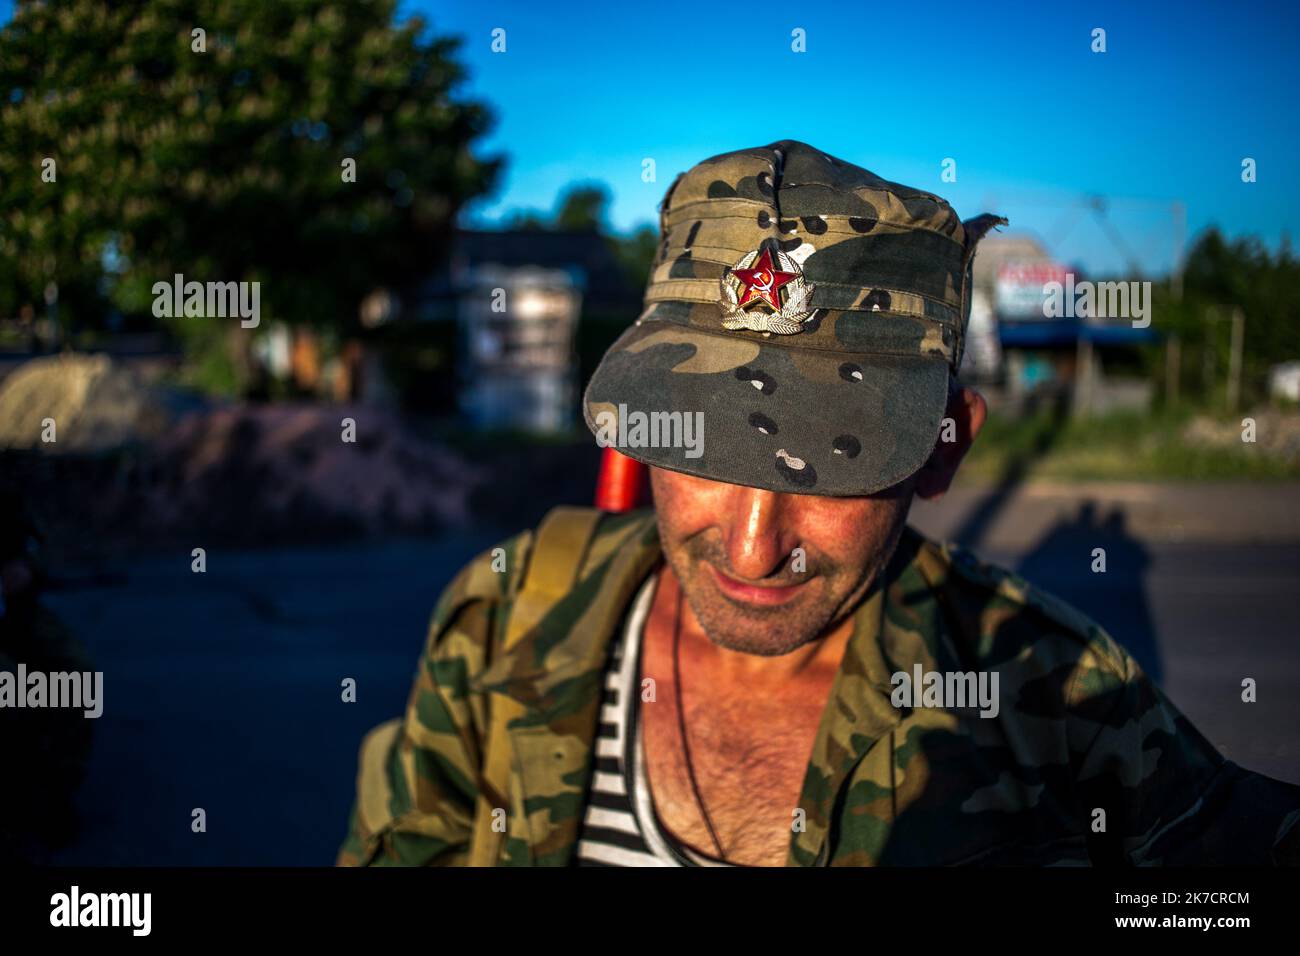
595, 447, 648, 512
731, 248, 796, 310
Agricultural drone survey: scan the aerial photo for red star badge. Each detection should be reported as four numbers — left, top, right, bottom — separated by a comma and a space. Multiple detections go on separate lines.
730, 249, 797, 311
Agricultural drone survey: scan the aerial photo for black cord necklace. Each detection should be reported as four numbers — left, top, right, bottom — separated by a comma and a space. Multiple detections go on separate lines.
670, 581, 726, 860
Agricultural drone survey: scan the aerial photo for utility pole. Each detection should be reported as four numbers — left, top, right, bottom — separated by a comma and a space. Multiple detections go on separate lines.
1206, 306, 1246, 413
1166, 334, 1180, 408
1074, 334, 1095, 419
1171, 201, 1185, 302
1227, 307, 1244, 414
1202, 307, 1216, 396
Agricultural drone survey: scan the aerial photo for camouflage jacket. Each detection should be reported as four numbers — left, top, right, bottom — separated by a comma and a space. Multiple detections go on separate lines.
338, 507, 1300, 866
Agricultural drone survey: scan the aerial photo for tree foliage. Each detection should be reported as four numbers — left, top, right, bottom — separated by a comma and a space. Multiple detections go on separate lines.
1154, 228, 1300, 404
503, 180, 657, 289
0, 0, 500, 368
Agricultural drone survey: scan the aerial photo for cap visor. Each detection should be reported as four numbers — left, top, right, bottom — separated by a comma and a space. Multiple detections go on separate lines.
583, 321, 949, 497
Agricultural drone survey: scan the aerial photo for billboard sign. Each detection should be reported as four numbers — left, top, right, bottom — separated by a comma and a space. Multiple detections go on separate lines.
995, 262, 1071, 320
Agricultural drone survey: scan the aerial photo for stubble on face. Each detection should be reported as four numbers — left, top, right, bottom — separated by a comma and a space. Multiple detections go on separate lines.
651, 469, 914, 657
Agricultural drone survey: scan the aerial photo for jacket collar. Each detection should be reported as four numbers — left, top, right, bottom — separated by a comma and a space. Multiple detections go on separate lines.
789, 539, 893, 864
788, 528, 956, 864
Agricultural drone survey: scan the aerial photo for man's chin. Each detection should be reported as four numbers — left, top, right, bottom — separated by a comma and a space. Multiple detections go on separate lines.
685, 577, 832, 657
699, 626, 813, 657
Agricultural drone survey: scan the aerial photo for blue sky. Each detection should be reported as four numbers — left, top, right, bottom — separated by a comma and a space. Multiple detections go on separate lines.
4, 0, 1296, 277
411, 0, 1300, 277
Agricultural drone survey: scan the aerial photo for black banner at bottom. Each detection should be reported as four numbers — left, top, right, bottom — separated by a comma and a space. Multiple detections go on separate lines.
4, 865, 1297, 942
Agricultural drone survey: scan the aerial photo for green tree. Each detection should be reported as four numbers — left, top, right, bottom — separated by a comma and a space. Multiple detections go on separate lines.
553, 182, 609, 232
500, 181, 654, 287
503, 182, 610, 233
1155, 228, 1300, 406
610, 222, 657, 290
0, 0, 500, 391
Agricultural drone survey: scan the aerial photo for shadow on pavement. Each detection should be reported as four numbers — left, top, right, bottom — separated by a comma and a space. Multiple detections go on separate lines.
949, 388, 1163, 684
1015, 503, 1162, 684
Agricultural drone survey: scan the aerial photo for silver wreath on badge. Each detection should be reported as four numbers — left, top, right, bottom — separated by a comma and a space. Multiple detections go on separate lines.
720, 249, 816, 335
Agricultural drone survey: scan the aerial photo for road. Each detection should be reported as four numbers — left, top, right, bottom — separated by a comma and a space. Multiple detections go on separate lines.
38, 511, 1300, 865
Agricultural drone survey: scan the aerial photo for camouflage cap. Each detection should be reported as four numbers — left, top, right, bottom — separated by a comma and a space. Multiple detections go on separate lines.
583, 140, 1005, 496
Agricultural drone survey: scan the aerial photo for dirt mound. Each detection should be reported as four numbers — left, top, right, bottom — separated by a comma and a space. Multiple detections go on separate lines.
0, 354, 175, 453
0, 354, 577, 553
145, 404, 488, 538
2, 401, 495, 557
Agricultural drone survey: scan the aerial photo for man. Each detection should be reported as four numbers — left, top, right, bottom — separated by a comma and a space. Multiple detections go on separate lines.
338, 141, 1300, 866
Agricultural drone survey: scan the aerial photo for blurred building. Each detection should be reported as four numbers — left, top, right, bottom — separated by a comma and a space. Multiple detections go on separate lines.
966, 235, 1160, 416
407, 229, 639, 432
456, 265, 581, 432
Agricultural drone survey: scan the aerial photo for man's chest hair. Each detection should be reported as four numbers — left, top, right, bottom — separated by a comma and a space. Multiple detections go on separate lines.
644, 691, 818, 862
650, 682, 825, 808
684, 691, 820, 764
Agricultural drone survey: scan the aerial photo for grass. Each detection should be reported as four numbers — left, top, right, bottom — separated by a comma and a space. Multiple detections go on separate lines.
961, 406, 1300, 482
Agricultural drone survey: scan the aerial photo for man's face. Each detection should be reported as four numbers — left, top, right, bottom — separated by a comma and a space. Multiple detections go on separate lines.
648, 385, 986, 657
649, 467, 914, 657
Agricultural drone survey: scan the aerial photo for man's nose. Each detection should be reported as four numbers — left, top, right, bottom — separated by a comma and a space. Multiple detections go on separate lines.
721, 486, 793, 581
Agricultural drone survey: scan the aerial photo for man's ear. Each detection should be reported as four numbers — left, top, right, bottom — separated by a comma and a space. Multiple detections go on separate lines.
914, 384, 987, 500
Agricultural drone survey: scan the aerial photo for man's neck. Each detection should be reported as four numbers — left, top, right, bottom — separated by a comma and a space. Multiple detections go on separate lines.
639, 562, 857, 866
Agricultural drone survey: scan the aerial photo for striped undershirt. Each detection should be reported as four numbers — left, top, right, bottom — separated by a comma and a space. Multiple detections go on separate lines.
574, 574, 735, 867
